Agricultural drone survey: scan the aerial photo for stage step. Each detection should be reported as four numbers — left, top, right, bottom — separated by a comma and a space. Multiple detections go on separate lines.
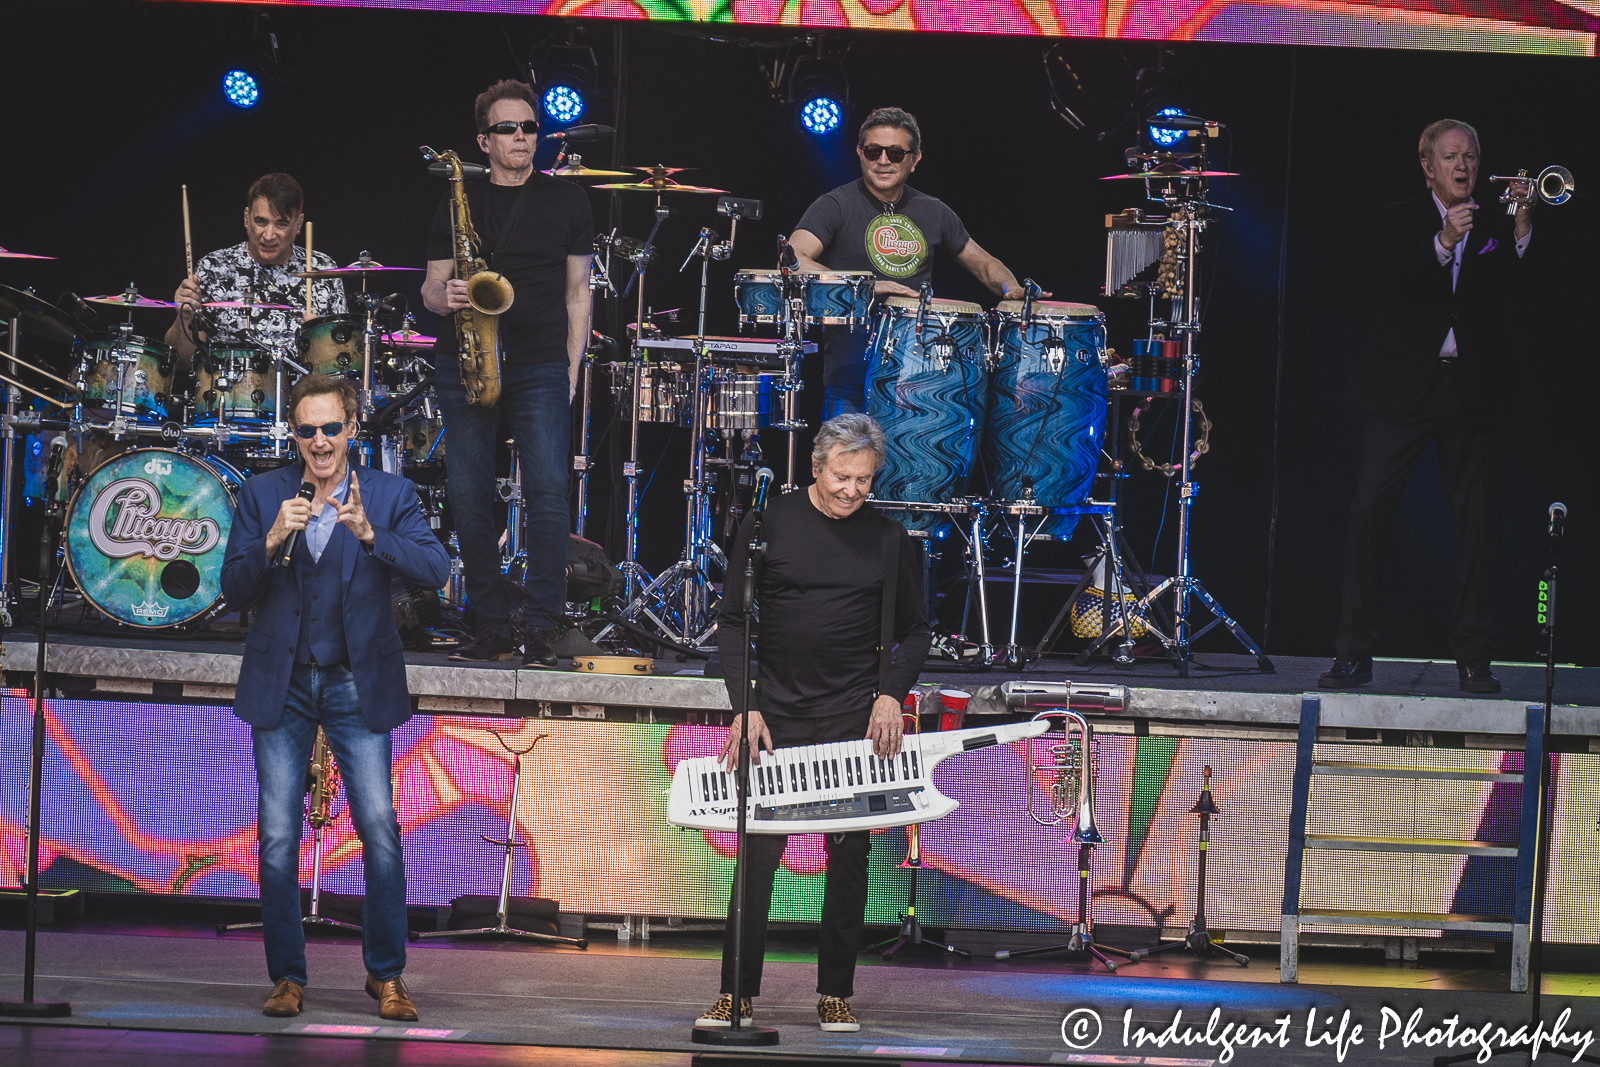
1312, 760, 1522, 782
1306, 834, 1517, 857
1299, 909, 1514, 933
1280, 697, 1541, 992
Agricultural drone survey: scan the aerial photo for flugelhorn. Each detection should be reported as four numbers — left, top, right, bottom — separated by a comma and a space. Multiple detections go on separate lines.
1024, 709, 1103, 845
1489, 165, 1575, 214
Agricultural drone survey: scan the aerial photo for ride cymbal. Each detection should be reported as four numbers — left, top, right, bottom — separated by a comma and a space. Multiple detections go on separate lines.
295, 262, 423, 278
0, 285, 76, 344
85, 292, 177, 308
0, 247, 55, 260
204, 299, 295, 310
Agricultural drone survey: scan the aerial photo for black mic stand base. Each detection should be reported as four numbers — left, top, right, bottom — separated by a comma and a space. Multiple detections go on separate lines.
0, 998, 72, 1018
691, 1024, 781, 1046
1128, 925, 1249, 967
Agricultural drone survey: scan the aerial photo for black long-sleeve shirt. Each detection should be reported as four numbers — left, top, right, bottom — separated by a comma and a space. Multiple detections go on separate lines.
718, 488, 932, 722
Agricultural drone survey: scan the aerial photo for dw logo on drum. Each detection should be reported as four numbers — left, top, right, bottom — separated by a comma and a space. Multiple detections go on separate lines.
142, 454, 174, 477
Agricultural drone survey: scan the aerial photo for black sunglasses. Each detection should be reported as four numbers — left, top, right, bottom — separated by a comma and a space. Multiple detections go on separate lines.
482, 120, 540, 136
293, 421, 348, 440
860, 144, 912, 163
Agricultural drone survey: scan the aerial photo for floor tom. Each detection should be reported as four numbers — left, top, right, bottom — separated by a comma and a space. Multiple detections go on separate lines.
76, 332, 177, 419
296, 314, 365, 378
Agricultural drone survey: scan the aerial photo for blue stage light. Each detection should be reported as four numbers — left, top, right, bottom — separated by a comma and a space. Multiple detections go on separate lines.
1148, 107, 1187, 147
543, 85, 585, 124
222, 69, 259, 109
800, 97, 842, 136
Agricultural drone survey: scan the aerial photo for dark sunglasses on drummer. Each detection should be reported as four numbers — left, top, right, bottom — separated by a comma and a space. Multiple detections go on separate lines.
293, 421, 348, 440
859, 144, 911, 163
482, 120, 540, 136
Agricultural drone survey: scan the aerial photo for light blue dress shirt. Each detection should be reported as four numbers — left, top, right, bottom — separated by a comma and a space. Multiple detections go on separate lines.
305, 470, 350, 563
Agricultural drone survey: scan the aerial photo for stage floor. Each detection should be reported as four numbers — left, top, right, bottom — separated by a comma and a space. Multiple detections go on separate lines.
3, 920, 1599, 1067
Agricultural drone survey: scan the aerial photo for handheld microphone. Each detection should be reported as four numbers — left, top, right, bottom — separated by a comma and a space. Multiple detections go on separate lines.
543, 124, 616, 143
1549, 501, 1567, 538
752, 467, 773, 512
777, 235, 798, 272
277, 482, 317, 567
428, 160, 489, 179
1145, 113, 1226, 135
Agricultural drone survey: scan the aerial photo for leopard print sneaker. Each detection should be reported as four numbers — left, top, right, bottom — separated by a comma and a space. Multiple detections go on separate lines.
818, 995, 861, 1032
695, 994, 754, 1027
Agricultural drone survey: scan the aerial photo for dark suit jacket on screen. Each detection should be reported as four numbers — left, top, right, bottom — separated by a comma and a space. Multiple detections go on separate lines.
221, 461, 450, 733
1343, 191, 1530, 427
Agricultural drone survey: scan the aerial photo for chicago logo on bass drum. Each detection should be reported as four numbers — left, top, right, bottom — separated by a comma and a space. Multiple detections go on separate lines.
86, 478, 222, 562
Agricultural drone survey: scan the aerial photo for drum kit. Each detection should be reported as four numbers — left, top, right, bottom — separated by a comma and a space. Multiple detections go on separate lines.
0, 252, 443, 632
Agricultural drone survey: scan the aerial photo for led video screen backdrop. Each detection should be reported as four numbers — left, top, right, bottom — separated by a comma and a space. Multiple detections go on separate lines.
157, 1, 1600, 56
3, 693, 1597, 943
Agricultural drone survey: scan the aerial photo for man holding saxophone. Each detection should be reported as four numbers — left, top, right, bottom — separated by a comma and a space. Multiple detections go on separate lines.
422, 79, 594, 667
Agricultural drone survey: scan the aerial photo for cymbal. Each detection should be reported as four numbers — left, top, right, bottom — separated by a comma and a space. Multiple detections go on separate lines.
1100, 168, 1240, 180
630, 165, 692, 176
205, 299, 295, 310
0, 285, 77, 344
0, 247, 55, 260
86, 292, 176, 308
295, 262, 423, 279
595, 180, 728, 195
385, 331, 438, 348
545, 163, 634, 179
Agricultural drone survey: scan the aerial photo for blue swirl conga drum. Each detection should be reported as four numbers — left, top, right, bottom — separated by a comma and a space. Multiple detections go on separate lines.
985, 300, 1107, 538
64, 448, 241, 627
865, 296, 990, 533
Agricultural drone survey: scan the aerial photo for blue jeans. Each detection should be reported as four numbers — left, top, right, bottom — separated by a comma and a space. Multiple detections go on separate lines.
435, 358, 571, 631
822, 327, 872, 420
253, 663, 407, 986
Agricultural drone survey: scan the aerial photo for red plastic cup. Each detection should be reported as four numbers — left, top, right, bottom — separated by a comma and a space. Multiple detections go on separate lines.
938, 688, 971, 731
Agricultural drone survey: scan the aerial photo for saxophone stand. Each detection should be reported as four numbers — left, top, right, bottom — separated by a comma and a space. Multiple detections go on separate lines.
873, 704, 971, 961
0, 468, 72, 1019
995, 710, 1132, 973
411, 731, 587, 949
692, 492, 778, 1046
1128, 766, 1248, 966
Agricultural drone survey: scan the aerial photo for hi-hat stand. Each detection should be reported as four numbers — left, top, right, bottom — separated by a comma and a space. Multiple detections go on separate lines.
1128, 765, 1248, 966
411, 731, 587, 949
1077, 164, 1271, 677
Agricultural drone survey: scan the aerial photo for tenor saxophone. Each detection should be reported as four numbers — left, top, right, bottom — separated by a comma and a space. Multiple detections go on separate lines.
306, 725, 340, 830
425, 147, 512, 407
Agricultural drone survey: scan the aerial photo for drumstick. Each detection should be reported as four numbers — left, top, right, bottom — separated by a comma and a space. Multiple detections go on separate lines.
182, 185, 193, 278
303, 220, 314, 319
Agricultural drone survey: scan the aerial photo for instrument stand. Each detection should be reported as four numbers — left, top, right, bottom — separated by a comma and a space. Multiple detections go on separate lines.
996, 843, 1130, 973
411, 732, 588, 950
773, 256, 809, 492
0, 312, 23, 627
499, 442, 527, 584
0, 488, 72, 1018
692, 504, 778, 1046
216, 825, 361, 937
615, 225, 664, 604
1128, 767, 1248, 967
954, 502, 995, 666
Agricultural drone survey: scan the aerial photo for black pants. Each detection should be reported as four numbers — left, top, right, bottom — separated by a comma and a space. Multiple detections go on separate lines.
1334, 366, 1502, 666
719, 710, 872, 999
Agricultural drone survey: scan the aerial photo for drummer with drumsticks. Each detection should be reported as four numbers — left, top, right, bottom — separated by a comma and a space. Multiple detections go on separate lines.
788, 107, 1043, 417
165, 173, 346, 367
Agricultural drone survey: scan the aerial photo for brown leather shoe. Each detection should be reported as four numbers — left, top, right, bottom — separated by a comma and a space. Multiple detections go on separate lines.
365, 973, 418, 1021
262, 978, 304, 1017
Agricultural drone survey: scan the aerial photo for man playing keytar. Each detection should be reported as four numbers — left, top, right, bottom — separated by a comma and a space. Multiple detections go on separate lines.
789, 107, 1040, 417
695, 413, 931, 1034
222, 373, 450, 1022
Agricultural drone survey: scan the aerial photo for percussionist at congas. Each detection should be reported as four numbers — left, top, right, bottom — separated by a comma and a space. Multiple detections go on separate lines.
788, 107, 1036, 417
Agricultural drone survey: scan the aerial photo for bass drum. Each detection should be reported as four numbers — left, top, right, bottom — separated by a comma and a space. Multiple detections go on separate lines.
64, 449, 241, 628
863, 296, 989, 533
985, 301, 1108, 538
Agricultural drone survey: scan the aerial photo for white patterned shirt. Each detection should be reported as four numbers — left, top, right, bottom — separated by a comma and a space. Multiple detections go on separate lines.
195, 242, 347, 355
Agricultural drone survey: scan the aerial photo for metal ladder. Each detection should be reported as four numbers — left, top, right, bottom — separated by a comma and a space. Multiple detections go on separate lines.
1280, 696, 1544, 990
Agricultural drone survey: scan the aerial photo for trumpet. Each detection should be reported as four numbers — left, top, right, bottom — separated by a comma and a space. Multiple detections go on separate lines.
1024, 709, 1103, 845
1488, 165, 1575, 214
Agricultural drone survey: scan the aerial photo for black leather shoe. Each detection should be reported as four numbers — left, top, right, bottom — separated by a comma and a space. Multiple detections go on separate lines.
449, 627, 517, 662
1459, 661, 1501, 694
522, 627, 560, 670
1318, 657, 1373, 688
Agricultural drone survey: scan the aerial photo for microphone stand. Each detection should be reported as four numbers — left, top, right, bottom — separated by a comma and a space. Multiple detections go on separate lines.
0, 471, 73, 1018
692, 501, 778, 1046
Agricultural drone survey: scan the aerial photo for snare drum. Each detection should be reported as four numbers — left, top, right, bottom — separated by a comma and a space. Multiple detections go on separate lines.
986, 300, 1108, 538
606, 361, 689, 424
703, 367, 778, 430
296, 314, 365, 378
803, 271, 874, 327
63, 448, 240, 628
194, 341, 276, 422
864, 296, 990, 532
733, 269, 788, 326
76, 332, 177, 419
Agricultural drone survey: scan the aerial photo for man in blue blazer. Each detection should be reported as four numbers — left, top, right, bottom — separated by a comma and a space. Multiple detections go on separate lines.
222, 373, 449, 1020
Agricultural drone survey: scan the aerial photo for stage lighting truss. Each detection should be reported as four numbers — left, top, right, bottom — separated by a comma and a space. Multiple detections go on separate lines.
539, 43, 598, 127
222, 69, 260, 109
788, 55, 849, 136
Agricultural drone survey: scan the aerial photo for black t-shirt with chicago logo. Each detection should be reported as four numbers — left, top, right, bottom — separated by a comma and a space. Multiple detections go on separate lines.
794, 179, 971, 290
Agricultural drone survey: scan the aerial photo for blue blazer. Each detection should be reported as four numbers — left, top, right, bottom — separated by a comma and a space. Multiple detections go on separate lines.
221, 461, 451, 732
